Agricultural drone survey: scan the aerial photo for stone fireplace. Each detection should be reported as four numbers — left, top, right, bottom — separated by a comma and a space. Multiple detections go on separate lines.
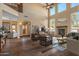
56, 26, 67, 36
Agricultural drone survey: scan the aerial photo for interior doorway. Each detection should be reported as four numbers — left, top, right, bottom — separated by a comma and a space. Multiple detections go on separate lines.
19, 21, 31, 36
22, 24, 28, 35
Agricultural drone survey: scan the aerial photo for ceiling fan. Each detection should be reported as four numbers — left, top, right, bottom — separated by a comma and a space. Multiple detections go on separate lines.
42, 3, 54, 9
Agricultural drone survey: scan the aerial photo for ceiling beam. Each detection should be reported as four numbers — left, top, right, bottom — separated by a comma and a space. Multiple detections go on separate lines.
5, 3, 23, 13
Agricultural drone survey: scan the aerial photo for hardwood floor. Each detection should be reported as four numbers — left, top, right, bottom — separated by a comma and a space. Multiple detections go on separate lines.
0, 37, 77, 56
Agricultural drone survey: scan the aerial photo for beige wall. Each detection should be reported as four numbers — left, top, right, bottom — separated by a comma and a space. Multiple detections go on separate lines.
23, 3, 48, 27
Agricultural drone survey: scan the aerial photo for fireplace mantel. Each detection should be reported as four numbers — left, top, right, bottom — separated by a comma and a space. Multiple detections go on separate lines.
56, 26, 68, 36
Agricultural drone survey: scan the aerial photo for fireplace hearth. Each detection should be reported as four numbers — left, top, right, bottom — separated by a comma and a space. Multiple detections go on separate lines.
56, 26, 67, 36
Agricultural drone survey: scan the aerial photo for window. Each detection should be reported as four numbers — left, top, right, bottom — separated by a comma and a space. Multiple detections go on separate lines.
58, 3, 66, 12
49, 19, 55, 31
50, 7, 55, 16
71, 11, 79, 32
71, 3, 79, 8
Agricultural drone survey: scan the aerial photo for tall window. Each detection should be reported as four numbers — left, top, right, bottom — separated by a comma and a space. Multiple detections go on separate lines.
71, 11, 79, 32
50, 7, 55, 16
58, 3, 66, 12
71, 3, 79, 8
49, 19, 55, 31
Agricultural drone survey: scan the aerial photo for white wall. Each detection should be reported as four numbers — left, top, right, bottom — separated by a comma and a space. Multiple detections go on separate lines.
23, 3, 48, 27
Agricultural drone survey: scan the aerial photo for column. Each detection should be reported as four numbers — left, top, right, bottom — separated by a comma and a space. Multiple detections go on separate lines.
48, 8, 50, 28
0, 4, 3, 53
17, 3, 24, 38
17, 12, 24, 38
66, 3, 71, 33
55, 4, 58, 35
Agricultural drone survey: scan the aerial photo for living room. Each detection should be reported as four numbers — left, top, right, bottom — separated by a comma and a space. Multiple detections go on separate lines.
0, 3, 79, 56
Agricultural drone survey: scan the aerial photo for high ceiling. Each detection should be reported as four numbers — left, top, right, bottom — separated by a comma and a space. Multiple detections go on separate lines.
4, 3, 49, 19
4, 3, 55, 19
5, 3, 55, 12
23, 3, 48, 26
5, 3, 23, 12
23, 3, 48, 19
3, 3, 53, 26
